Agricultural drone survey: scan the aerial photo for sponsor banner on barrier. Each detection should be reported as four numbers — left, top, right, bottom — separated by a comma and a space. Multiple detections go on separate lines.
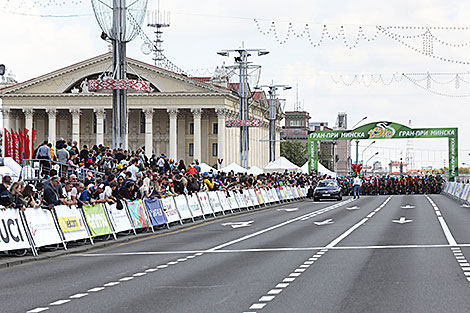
187, 194, 203, 218
0, 208, 31, 252
232, 191, 247, 208
243, 189, 254, 207
197, 192, 214, 215
82, 204, 113, 237
106, 202, 133, 233
462, 185, 470, 201
465, 185, 470, 202
227, 191, 240, 210
276, 187, 285, 201
126, 200, 151, 229
174, 195, 193, 220
217, 191, 232, 212
248, 189, 260, 206
271, 188, 280, 202
293, 187, 300, 198
145, 198, 167, 226
260, 189, 269, 203
255, 190, 265, 205
24, 207, 63, 247
208, 192, 223, 213
55, 205, 89, 242
161, 197, 181, 223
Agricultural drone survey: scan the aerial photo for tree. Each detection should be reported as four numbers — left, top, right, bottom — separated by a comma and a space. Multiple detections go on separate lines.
280, 140, 307, 167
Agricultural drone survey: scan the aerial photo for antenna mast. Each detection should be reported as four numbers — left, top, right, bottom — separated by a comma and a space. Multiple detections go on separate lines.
147, 0, 170, 67
405, 119, 415, 171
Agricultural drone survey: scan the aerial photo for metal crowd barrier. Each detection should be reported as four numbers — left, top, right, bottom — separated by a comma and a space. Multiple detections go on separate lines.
21, 159, 104, 182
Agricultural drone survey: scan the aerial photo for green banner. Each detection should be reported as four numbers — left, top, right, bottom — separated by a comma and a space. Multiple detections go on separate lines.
82, 204, 113, 237
308, 121, 458, 181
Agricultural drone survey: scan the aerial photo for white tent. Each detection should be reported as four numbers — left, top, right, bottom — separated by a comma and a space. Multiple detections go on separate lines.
301, 162, 337, 178
264, 157, 301, 173
199, 162, 216, 173
217, 162, 247, 174
247, 166, 264, 176
0, 158, 22, 181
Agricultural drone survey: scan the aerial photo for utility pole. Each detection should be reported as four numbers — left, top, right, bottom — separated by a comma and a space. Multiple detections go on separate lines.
217, 48, 269, 168
355, 139, 359, 170
259, 84, 291, 162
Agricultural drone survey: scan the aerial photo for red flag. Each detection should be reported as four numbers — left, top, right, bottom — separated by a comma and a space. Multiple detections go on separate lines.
18, 129, 24, 163
31, 129, 36, 157
4, 129, 10, 157
24, 128, 30, 160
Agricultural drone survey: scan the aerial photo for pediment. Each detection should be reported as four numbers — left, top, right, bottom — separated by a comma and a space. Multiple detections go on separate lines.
0, 53, 225, 95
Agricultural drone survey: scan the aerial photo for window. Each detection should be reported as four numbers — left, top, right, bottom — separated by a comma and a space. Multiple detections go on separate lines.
213, 123, 218, 134
212, 143, 218, 157
189, 123, 194, 135
140, 111, 145, 134
189, 143, 194, 156
93, 113, 97, 133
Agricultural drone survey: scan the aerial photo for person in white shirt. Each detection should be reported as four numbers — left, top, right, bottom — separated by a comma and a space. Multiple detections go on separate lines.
353, 176, 362, 199
127, 159, 140, 181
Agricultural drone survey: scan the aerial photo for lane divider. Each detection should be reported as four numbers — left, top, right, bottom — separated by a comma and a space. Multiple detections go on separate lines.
242, 196, 392, 313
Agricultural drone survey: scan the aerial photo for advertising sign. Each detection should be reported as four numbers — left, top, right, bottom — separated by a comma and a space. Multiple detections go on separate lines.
55, 205, 90, 241
255, 190, 265, 205
126, 200, 150, 229
144, 199, 167, 226
227, 191, 240, 210
208, 192, 223, 213
260, 189, 271, 204
0, 209, 31, 252
24, 207, 63, 247
232, 190, 247, 208
243, 190, 254, 207
174, 195, 193, 221
82, 204, 113, 237
197, 192, 214, 216
217, 191, 232, 212
161, 197, 181, 223
105, 202, 133, 233
187, 195, 203, 218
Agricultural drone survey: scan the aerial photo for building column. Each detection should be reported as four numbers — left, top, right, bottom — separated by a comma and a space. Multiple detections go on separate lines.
143, 108, 154, 157
70, 108, 80, 146
94, 108, 105, 146
167, 109, 178, 162
177, 112, 186, 161
2, 108, 11, 157
191, 108, 202, 162
216, 108, 226, 167
46, 108, 57, 145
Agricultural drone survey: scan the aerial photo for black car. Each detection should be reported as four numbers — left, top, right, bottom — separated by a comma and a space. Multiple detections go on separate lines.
313, 179, 342, 201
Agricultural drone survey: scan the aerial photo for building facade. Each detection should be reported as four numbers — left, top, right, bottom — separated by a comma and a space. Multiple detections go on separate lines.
0, 53, 278, 168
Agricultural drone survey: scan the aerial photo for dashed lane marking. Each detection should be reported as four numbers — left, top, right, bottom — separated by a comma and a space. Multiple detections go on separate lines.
49, 300, 71, 306
69, 293, 88, 299
26, 308, 49, 313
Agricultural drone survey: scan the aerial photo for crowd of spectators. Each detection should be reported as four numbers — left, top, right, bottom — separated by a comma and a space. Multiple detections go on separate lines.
0, 138, 444, 212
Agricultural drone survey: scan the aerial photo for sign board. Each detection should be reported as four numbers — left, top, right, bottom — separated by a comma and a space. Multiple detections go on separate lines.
55, 205, 90, 241
24, 207, 63, 247
88, 79, 151, 92
186, 194, 203, 218
105, 202, 133, 233
144, 199, 167, 226
161, 197, 181, 224
227, 191, 240, 210
208, 191, 223, 213
197, 192, 214, 215
217, 191, 232, 212
225, 120, 262, 127
82, 204, 113, 237
174, 195, 193, 221
126, 200, 150, 229
0, 209, 31, 252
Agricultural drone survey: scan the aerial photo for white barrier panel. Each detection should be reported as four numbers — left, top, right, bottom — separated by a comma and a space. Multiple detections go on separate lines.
105, 202, 133, 233
232, 190, 247, 208
197, 192, 214, 216
271, 188, 280, 202
217, 191, 232, 212
293, 187, 300, 198
161, 197, 181, 224
0, 209, 31, 252
248, 189, 260, 206
55, 205, 90, 242
174, 195, 193, 221
243, 190, 254, 207
208, 191, 223, 213
255, 189, 265, 205
24, 207, 63, 248
464, 185, 470, 202
260, 188, 271, 204
227, 191, 240, 210
187, 194, 203, 218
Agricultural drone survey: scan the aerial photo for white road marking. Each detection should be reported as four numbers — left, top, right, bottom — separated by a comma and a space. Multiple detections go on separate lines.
426, 196, 457, 246
289, 273, 301, 277
167, 261, 178, 265
299, 265, 310, 268
27, 308, 49, 313
177, 258, 187, 262
222, 221, 254, 228
314, 219, 334, 226
87, 287, 105, 292
133, 272, 147, 277
157, 265, 168, 268
276, 283, 289, 288
119, 277, 134, 281
461, 263, 470, 267
145, 268, 158, 272
250, 303, 266, 310
50, 300, 71, 306
69, 293, 88, 299
267, 289, 283, 295
259, 296, 275, 302
103, 282, 120, 287
283, 278, 296, 282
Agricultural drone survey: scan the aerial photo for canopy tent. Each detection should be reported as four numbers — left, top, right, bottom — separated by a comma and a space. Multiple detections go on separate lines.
264, 157, 301, 173
217, 162, 247, 174
0, 158, 22, 181
247, 166, 264, 176
199, 162, 216, 173
301, 162, 337, 178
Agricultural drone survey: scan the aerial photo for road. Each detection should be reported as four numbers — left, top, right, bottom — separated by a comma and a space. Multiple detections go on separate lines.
2, 194, 470, 313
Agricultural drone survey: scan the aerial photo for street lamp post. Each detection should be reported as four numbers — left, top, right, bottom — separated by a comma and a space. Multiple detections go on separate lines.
365, 152, 379, 176
361, 140, 376, 163
349, 116, 367, 174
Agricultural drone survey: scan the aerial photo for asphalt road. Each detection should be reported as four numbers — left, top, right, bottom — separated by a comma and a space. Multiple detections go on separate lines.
2, 194, 470, 313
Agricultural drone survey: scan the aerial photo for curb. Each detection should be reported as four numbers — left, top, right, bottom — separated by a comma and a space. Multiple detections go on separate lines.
0, 198, 308, 270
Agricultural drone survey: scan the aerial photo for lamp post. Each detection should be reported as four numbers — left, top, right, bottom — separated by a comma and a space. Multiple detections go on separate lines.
349, 116, 367, 174
361, 140, 376, 163
365, 152, 379, 176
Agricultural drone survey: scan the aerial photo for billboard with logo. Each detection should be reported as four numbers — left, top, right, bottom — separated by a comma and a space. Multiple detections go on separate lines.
0, 209, 32, 252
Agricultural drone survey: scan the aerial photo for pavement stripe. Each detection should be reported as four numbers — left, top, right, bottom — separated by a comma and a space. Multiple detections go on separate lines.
295, 268, 306, 272
69, 293, 88, 299
87, 287, 105, 292
50, 300, 71, 306
249, 303, 267, 310
27, 308, 49, 313
259, 296, 275, 302
267, 289, 282, 295
119, 277, 134, 281
145, 268, 158, 272
103, 282, 120, 287
276, 283, 289, 288
426, 196, 457, 246
133, 272, 147, 277
157, 265, 168, 268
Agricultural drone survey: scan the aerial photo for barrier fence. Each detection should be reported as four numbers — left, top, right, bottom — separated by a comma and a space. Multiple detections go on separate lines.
0, 186, 309, 257
442, 182, 470, 204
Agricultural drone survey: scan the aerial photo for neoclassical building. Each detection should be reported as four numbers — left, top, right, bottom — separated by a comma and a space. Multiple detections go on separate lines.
0, 53, 280, 168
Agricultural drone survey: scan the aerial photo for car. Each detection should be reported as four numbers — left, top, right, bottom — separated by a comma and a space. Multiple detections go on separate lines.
313, 179, 342, 201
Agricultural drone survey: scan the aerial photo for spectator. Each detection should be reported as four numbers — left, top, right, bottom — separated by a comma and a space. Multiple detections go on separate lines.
0, 176, 13, 208
127, 159, 140, 181
177, 160, 186, 172
43, 176, 66, 207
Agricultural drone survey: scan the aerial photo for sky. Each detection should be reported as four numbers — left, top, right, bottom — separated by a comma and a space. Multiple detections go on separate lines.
1, 0, 470, 169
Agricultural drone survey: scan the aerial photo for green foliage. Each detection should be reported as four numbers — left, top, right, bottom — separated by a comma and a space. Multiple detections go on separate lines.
280, 140, 307, 167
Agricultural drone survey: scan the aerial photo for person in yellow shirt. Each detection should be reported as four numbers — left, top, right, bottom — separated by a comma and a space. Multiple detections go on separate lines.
202, 172, 216, 191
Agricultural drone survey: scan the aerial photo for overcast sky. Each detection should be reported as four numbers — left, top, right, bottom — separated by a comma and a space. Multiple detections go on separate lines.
1, 0, 470, 168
